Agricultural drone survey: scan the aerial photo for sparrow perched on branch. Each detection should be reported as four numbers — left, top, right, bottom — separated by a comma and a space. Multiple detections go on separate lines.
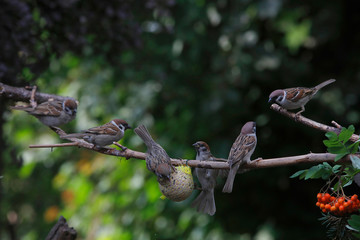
268, 79, 336, 115
61, 119, 131, 149
134, 124, 174, 180
11, 99, 77, 126
223, 121, 257, 193
191, 141, 219, 216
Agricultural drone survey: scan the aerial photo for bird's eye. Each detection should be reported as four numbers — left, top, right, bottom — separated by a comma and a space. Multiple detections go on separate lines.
277, 96, 283, 102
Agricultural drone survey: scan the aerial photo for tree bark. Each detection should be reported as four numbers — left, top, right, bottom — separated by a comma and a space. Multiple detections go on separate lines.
45, 216, 77, 240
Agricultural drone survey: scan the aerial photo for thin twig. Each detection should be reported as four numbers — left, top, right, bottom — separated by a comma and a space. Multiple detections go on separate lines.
29, 142, 79, 148
270, 104, 360, 142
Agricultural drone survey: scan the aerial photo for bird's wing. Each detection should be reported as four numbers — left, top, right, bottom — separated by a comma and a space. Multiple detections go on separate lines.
285, 87, 315, 103
84, 122, 118, 135
29, 101, 62, 116
228, 134, 256, 166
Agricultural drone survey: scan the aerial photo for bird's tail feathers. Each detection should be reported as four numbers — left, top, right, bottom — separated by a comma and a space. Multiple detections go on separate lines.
134, 125, 155, 147
191, 189, 216, 216
222, 169, 237, 193
315, 79, 336, 90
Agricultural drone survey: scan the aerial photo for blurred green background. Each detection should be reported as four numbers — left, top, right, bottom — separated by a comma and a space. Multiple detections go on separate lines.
1, 0, 360, 239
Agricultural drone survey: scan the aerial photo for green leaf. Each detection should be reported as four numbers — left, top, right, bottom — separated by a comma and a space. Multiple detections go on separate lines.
322, 162, 331, 168
328, 146, 348, 155
339, 125, 355, 143
290, 170, 306, 178
340, 175, 353, 188
305, 165, 323, 180
291, 163, 335, 181
323, 140, 342, 148
332, 165, 342, 173
325, 131, 338, 141
350, 155, 360, 169
321, 172, 332, 180
343, 179, 353, 188
348, 214, 360, 231
335, 152, 348, 161
348, 141, 360, 154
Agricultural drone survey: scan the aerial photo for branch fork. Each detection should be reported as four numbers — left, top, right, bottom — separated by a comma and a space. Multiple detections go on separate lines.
2, 83, 355, 170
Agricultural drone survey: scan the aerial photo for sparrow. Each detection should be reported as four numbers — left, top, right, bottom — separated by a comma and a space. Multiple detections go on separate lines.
61, 119, 131, 148
223, 121, 257, 193
134, 124, 174, 180
268, 79, 336, 115
11, 99, 77, 126
191, 141, 219, 216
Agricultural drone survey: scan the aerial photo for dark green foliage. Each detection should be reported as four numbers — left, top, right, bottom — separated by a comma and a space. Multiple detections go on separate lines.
319, 214, 357, 240
2, 0, 360, 239
323, 126, 360, 162
290, 162, 340, 180
348, 214, 360, 238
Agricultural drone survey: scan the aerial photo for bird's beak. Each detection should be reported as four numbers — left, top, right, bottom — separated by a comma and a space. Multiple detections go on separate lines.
192, 143, 197, 147
126, 125, 132, 130
268, 97, 275, 104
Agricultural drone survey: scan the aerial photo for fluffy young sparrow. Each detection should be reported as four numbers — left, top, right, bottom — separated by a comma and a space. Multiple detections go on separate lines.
134, 125, 174, 180
61, 119, 131, 148
11, 99, 77, 126
191, 141, 219, 216
268, 79, 336, 115
223, 121, 257, 193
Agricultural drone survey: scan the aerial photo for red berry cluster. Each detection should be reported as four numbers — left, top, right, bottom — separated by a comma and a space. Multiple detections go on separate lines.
316, 193, 360, 216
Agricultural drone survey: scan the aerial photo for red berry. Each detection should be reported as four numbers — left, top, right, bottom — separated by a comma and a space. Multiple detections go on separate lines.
330, 206, 336, 212
324, 193, 331, 200
351, 195, 358, 201
325, 204, 331, 210
317, 193, 322, 199
339, 205, 345, 211
316, 202, 321, 207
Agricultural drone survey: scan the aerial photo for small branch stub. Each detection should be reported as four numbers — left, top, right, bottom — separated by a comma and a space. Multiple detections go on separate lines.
45, 216, 77, 240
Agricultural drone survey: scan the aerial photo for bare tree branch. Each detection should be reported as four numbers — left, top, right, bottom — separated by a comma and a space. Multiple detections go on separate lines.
29, 127, 355, 169
1, 84, 354, 170
0, 82, 76, 104
270, 103, 360, 142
